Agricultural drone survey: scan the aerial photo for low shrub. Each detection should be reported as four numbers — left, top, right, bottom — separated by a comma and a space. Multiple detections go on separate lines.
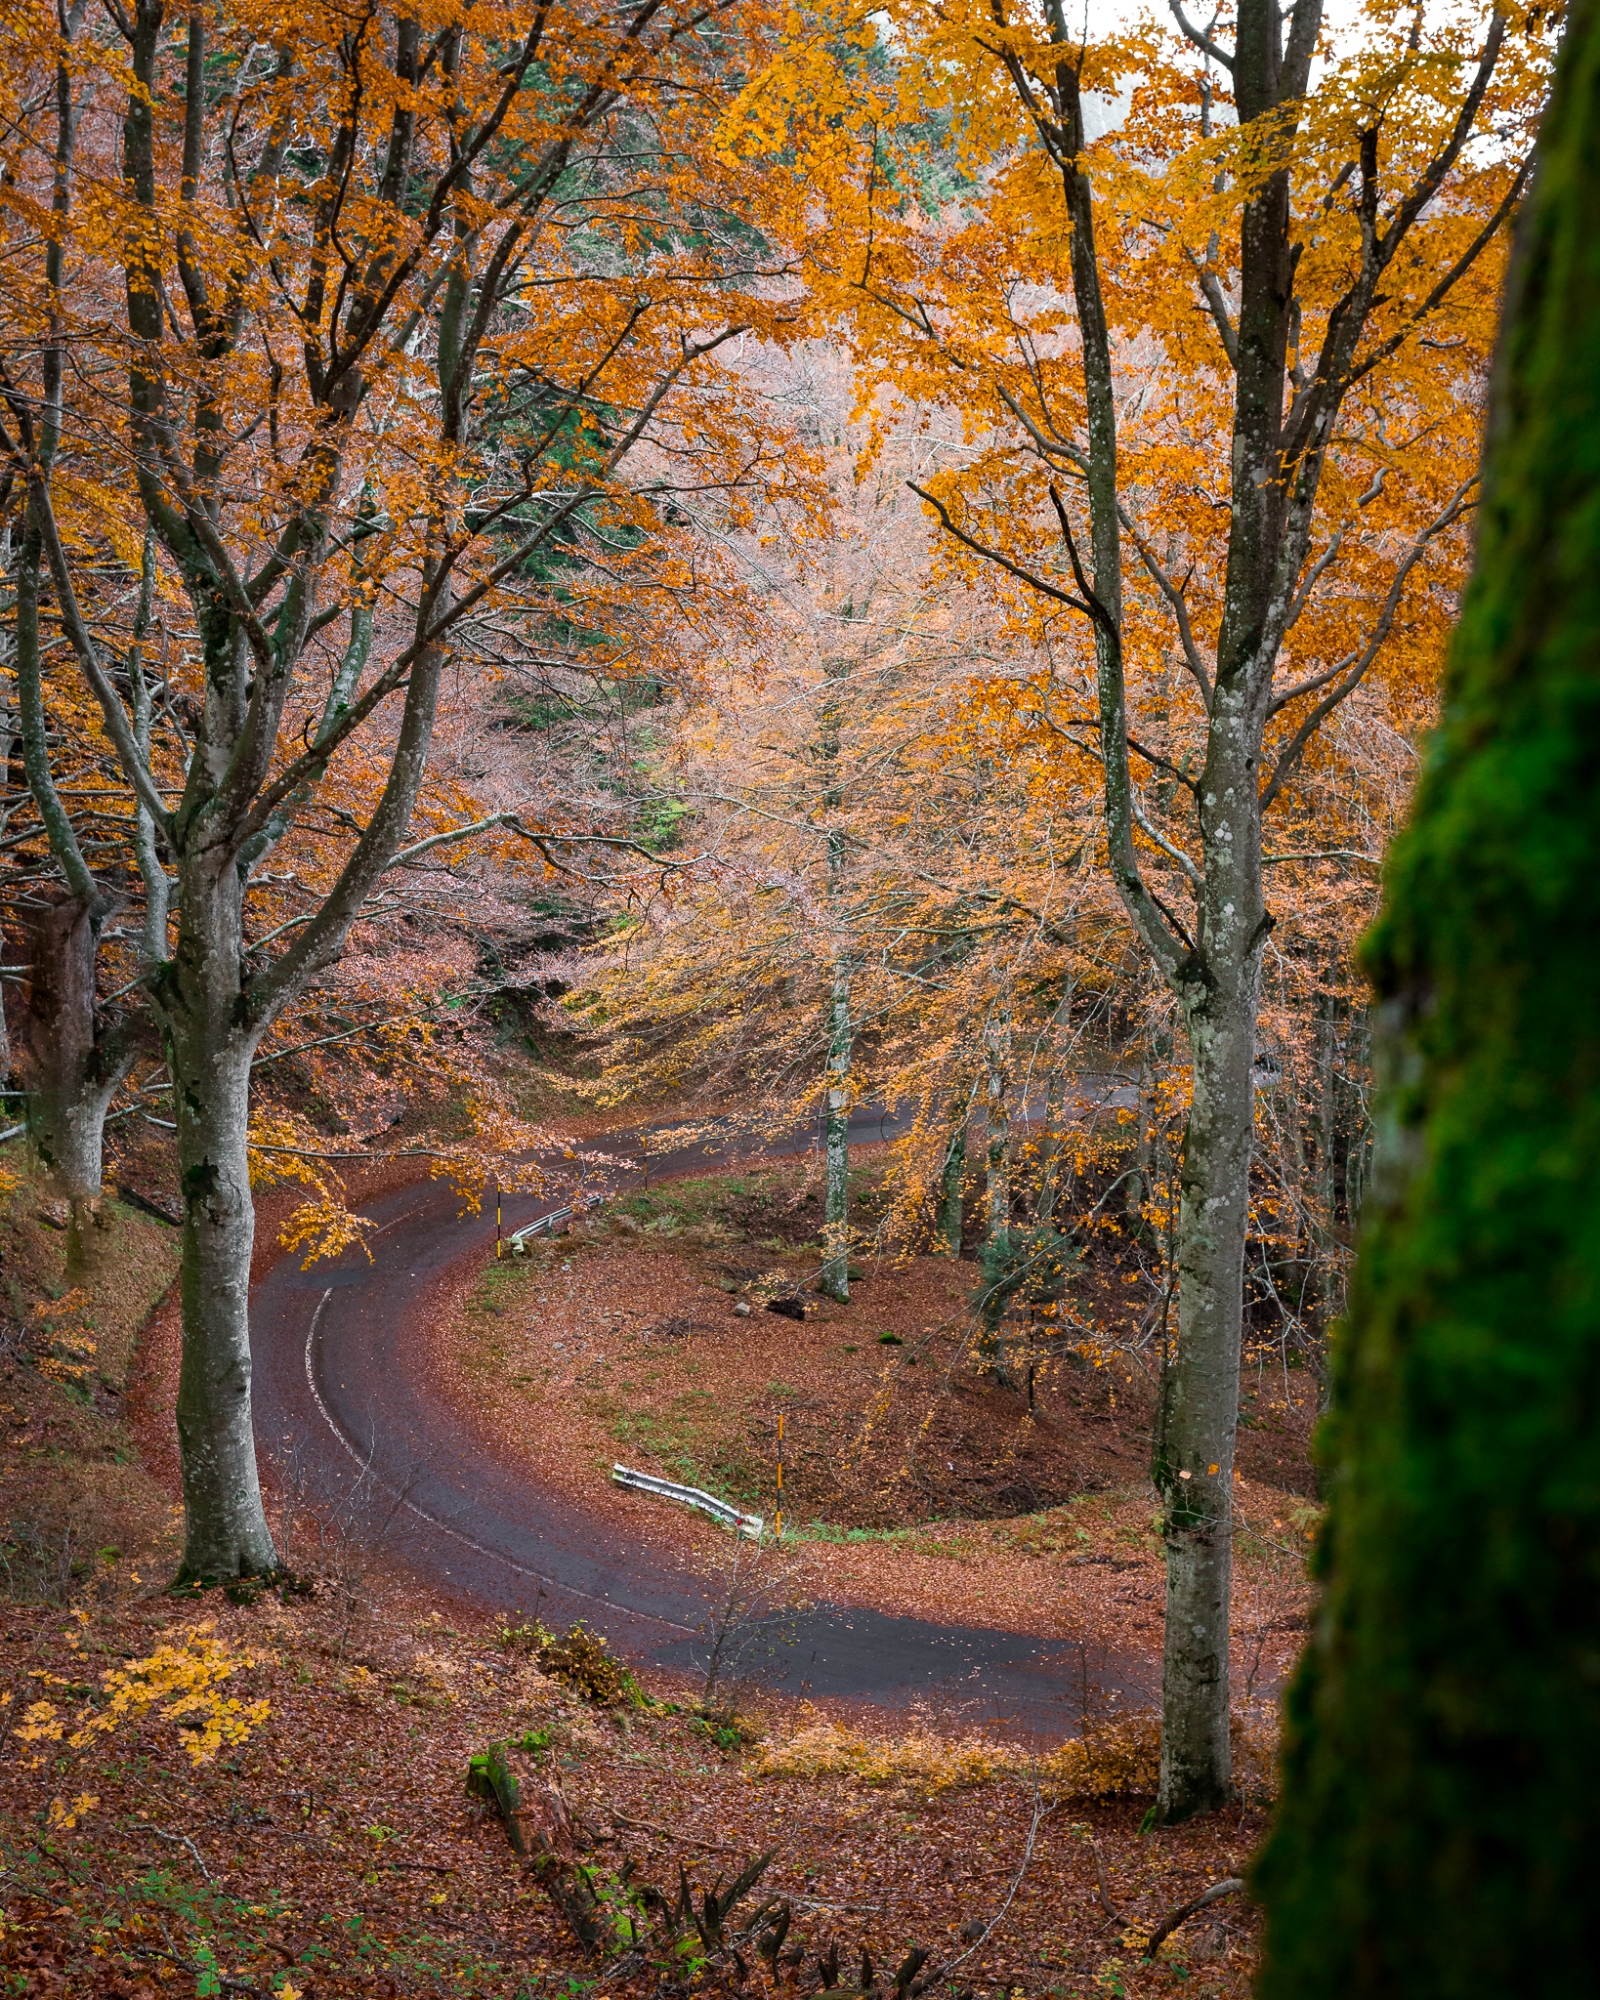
748, 1715, 1010, 1795
1036, 1713, 1162, 1798
497, 1617, 645, 1706
750, 1706, 1272, 1802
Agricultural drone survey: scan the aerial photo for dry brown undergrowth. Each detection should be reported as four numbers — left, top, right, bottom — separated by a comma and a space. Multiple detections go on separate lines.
0, 1166, 181, 1606
750, 1708, 1277, 1806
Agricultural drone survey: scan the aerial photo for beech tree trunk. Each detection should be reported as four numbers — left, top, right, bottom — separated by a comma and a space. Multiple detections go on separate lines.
12, 518, 134, 1279
1157, 808, 1262, 1812
171, 1031, 274, 1579
817, 651, 852, 1304
1037, 1070, 1064, 1225
819, 958, 852, 1303
18, 899, 131, 1277
978, 1004, 1014, 1381
164, 848, 277, 1580
1125, 1052, 1153, 1229
982, 1004, 1011, 1237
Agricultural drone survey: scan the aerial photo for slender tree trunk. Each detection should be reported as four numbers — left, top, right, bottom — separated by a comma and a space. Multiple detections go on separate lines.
979, 1003, 1014, 1381
1156, 990, 1257, 1811
817, 651, 852, 1304
983, 1004, 1012, 1236
1126, 1051, 1153, 1231
1037, 1069, 1064, 1225
1037, 45, 1252, 1807
11, 526, 132, 1276
1149, 680, 1266, 1814
164, 852, 277, 1581
819, 957, 851, 1302
0, 610, 18, 823
127, 529, 170, 968
937, 1099, 967, 1253
1344, 1009, 1373, 1234
1300, 983, 1339, 1333
18, 899, 131, 1277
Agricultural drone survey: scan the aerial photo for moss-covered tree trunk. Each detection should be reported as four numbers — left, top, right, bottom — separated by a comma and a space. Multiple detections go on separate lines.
1254, 6, 1600, 1986
937, 1098, 968, 1254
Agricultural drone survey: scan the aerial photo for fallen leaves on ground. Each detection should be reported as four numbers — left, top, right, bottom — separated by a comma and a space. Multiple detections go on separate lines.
0, 1589, 1264, 1998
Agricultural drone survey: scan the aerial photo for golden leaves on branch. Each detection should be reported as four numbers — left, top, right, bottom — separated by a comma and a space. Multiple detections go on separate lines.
13, 1620, 269, 1835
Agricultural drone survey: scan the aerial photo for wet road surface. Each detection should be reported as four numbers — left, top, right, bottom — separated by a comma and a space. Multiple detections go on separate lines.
249, 1102, 1151, 1738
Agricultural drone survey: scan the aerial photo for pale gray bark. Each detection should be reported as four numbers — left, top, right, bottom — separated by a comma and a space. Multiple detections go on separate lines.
818, 653, 853, 1304
978, 1002, 1014, 1381
1037, 1069, 1065, 1225
820, 958, 852, 1302
1155, 808, 1262, 1813
127, 531, 171, 970
1034, 983, 1075, 1226
982, 1003, 1012, 1239
169, 1015, 274, 1577
1126, 1051, 1154, 1228
1313, 990, 1338, 1242
16, 899, 132, 1277
11, 528, 135, 1276
939, 0, 1516, 1821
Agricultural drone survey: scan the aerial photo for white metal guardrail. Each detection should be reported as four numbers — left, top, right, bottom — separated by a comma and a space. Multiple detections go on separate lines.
508, 1193, 602, 1250
611, 1463, 764, 1539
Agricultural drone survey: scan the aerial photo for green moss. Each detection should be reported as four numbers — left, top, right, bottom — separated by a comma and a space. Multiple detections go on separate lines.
1255, 12, 1600, 1990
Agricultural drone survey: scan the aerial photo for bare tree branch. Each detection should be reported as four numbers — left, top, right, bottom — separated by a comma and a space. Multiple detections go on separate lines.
1168, 0, 1234, 69
1117, 503, 1215, 711
1141, 1877, 1244, 1959
1260, 478, 1476, 809
1181, 242, 1239, 368
907, 482, 1094, 615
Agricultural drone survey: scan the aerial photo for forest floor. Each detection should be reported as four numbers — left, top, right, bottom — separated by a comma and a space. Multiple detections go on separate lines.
0, 1154, 1313, 1999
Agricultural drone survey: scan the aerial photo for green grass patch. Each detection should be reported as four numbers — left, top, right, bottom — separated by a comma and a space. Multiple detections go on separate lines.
600, 1162, 887, 1253
608, 1395, 762, 1504
782, 1519, 974, 1559
470, 1258, 536, 1315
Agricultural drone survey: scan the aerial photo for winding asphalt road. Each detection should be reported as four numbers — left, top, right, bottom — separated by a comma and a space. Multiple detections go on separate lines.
249, 1102, 1150, 1739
